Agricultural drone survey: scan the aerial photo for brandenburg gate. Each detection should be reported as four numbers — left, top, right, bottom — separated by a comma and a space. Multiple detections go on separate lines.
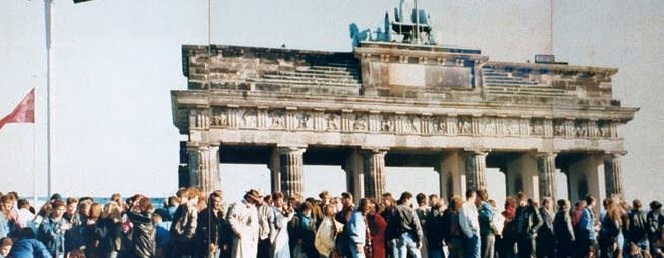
172, 0, 641, 201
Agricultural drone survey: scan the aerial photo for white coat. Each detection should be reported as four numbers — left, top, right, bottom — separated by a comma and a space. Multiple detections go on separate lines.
228, 199, 259, 258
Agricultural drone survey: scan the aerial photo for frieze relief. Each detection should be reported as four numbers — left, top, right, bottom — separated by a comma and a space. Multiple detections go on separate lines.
457, 117, 473, 135
207, 106, 617, 139
210, 107, 229, 127
530, 119, 544, 136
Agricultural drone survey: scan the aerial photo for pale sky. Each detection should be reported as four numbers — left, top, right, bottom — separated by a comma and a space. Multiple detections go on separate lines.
1, 0, 662, 203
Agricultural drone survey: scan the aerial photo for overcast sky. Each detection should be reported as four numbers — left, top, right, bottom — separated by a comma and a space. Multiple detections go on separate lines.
1, 0, 662, 203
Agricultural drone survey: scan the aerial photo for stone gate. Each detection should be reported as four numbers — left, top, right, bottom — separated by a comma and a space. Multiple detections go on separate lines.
171, 41, 638, 202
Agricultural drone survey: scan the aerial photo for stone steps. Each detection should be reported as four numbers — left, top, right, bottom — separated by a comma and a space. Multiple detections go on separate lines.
248, 77, 362, 88
263, 73, 360, 84
484, 85, 573, 97
271, 69, 359, 79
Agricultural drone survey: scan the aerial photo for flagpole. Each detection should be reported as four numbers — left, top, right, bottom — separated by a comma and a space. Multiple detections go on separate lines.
44, 0, 54, 198
33, 87, 38, 207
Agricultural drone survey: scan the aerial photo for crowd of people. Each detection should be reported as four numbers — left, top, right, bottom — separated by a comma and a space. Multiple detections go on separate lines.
0, 188, 663, 258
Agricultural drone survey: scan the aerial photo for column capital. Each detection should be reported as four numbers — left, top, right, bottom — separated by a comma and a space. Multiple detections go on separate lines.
534, 151, 558, 158
604, 151, 627, 159
277, 145, 307, 155
360, 147, 389, 155
464, 148, 490, 156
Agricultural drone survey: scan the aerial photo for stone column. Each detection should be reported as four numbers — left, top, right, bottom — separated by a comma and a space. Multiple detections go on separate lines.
187, 144, 220, 195
269, 148, 281, 194
279, 146, 306, 198
436, 151, 467, 198
465, 150, 488, 191
604, 152, 625, 197
343, 149, 364, 199
362, 149, 387, 199
536, 152, 557, 201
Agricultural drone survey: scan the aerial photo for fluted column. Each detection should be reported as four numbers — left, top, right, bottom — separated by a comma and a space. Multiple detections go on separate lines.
604, 152, 625, 197
465, 150, 488, 191
536, 152, 557, 201
187, 145, 220, 195
362, 149, 387, 198
279, 146, 307, 198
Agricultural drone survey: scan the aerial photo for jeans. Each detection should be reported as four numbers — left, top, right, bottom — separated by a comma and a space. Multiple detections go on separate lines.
388, 239, 399, 258
464, 234, 481, 258
516, 238, 536, 258
397, 232, 422, 258
350, 243, 366, 258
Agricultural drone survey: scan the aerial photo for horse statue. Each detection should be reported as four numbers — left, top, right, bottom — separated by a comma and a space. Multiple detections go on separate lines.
349, 23, 373, 48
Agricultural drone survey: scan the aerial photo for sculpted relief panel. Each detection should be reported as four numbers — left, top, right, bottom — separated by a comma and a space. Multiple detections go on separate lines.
206, 106, 616, 139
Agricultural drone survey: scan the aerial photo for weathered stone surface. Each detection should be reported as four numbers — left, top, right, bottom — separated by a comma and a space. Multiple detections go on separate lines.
173, 42, 638, 198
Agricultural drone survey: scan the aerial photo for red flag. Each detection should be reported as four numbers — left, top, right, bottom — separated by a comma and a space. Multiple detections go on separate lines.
0, 88, 35, 131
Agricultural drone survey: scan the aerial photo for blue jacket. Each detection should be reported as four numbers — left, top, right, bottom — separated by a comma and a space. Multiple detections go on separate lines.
9, 238, 53, 258
578, 207, 597, 240
346, 211, 366, 246
37, 218, 67, 257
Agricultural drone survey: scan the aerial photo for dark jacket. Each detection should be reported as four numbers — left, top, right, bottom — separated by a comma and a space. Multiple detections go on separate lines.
425, 208, 446, 249
380, 206, 400, 241
95, 217, 123, 255
127, 211, 156, 258
196, 207, 229, 257
553, 209, 575, 243
646, 211, 664, 240
628, 209, 648, 242
8, 238, 53, 258
395, 204, 424, 242
513, 205, 542, 239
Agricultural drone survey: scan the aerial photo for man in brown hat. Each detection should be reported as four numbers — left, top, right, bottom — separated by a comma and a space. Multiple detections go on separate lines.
228, 189, 263, 258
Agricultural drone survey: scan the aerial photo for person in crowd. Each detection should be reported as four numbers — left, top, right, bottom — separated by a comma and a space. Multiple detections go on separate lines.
513, 194, 542, 258
227, 189, 262, 258
478, 189, 496, 258
653, 229, 664, 258
3, 228, 53, 258
95, 202, 123, 258
83, 203, 101, 258
152, 213, 170, 258
258, 195, 274, 258
13, 199, 35, 231
1, 236, 11, 258
536, 197, 555, 258
63, 198, 78, 225
415, 193, 430, 258
553, 199, 575, 258
628, 199, 649, 253
38, 200, 70, 258
347, 198, 373, 258
126, 194, 156, 258
271, 192, 294, 258
425, 195, 445, 258
0, 195, 14, 239
366, 198, 387, 258
443, 195, 464, 258
170, 187, 201, 258
460, 190, 481, 258
316, 204, 340, 258
380, 192, 399, 258
196, 190, 227, 258
336, 193, 355, 225
599, 197, 624, 258
395, 192, 424, 258
647, 201, 664, 257
497, 197, 517, 258
320, 191, 332, 209
577, 195, 599, 258
292, 201, 318, 258
65, 200, 91, 254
